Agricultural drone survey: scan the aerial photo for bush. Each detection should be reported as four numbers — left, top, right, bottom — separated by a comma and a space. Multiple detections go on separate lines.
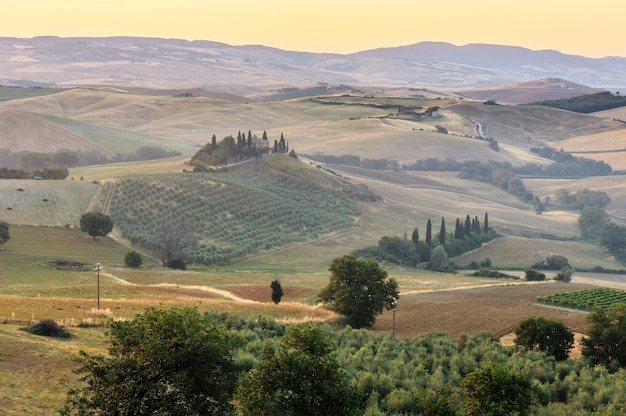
525, 269, 546, 281
555, 267, 573, 283
20, 319, 70, 338
429, 246, 449, 272
167, 258, 186, 270
533, 254, 570, 270
124, 250, 143, 268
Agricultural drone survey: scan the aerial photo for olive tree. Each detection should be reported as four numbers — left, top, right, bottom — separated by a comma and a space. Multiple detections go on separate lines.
79, 211, 113, 239
318, 255, 398, 328
61, 306, 239, 415
236, 324, 358, 416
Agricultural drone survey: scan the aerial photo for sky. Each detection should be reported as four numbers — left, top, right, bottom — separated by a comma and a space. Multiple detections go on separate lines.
2, 0, 625, 58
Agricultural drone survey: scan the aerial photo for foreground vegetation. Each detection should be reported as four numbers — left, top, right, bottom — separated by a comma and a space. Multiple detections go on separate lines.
56, 305, 626, 415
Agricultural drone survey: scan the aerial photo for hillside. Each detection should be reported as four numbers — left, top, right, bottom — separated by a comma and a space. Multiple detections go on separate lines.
446, 101, 624, 146
456, 78, 603, 104
0, 110, 111, 155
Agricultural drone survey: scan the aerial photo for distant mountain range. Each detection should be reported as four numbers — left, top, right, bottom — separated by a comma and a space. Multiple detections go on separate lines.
1, 37, 625, 95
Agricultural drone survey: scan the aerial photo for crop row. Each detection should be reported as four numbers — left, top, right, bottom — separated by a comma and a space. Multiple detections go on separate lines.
109, 167, 360, 264
537, 287, 626, 311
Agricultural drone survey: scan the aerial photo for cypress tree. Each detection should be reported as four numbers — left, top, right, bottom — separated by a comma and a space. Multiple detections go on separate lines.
262, 130, 268, 141
484, 212, 489, 234
425, 219, 432, 246
455, 218, 462, 239
439, 217, 446, 244
270, 279, 283, 304
465, 215, 471, 236
211, 134, 217, 151
411, 227, 419, 244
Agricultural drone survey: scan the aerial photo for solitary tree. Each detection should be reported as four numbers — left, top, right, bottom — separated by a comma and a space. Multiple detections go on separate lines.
79, 211, 113, 239
514, 316, 574, 361
270, 279, 284, 304
61, 306, 240, 415
0, 220, 9, 247
318, 255, 399, 328
236, 324, 358, 416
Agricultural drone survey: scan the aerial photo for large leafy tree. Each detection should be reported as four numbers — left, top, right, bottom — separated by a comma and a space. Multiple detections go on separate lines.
578, 206, 609, 240
61, 306, 240, 416
514, 316, 574, 361
459, 362, 532, 416
0, 220, 9, 247
582, 303, 626, 372
79, 211, 113, 239
318, 255, 398, 328
600, 222, 626, 258
237, 324, 358, 416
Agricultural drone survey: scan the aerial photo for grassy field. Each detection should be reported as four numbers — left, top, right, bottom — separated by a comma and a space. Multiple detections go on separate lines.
0, 180, 98, 227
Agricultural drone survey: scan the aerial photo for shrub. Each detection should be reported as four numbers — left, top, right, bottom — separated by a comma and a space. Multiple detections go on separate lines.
525, 269, 546, 281
20, 319, 70, 338
555, 267, 573, 283
167, 258, 186, 270
124, 250, 143, 268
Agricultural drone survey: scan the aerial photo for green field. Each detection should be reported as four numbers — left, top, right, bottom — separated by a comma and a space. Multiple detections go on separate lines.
538, 287, 626, 310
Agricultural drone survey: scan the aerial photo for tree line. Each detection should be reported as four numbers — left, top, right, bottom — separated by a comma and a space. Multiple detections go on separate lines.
352, 212, 495, 271
0, 147, 181, 171
529, 91, 626, 114
0, 166, 69, 180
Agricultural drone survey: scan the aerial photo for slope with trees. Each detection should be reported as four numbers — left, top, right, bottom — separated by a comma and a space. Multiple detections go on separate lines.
108, 156, 361, 265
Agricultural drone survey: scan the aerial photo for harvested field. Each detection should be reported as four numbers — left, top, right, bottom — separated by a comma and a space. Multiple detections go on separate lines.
372, 282, 592, 342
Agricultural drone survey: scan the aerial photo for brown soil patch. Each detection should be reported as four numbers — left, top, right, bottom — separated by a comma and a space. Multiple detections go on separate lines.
373, 282, 591, 342
223, 285, 317, 303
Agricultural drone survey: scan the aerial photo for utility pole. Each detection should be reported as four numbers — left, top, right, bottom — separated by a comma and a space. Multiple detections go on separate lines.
95, 263, 101, 311
392, 300, 397, 340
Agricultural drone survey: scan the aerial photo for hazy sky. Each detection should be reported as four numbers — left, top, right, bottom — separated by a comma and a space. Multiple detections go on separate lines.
3, 0, 625, 58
